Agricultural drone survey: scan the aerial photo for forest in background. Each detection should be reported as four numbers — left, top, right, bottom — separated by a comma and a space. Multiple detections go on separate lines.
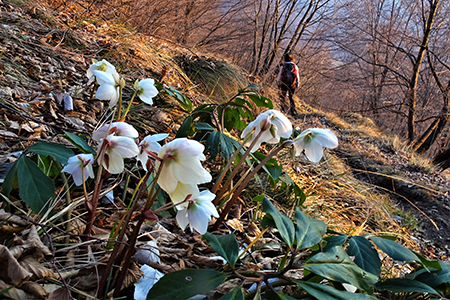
48, 0, 450, 163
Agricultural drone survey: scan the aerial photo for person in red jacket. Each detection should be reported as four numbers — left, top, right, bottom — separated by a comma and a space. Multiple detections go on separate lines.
277, 54, 299, 116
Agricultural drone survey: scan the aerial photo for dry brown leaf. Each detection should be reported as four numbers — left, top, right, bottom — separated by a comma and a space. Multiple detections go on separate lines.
0, 279, 33, 299
48, 287, 72, 300
19, 255, 55, 279
14, 225, 52, 259
188, 254, 224, 268
123, 262, 144, 289
246, 222, 262, 236
21, 281, 48, 298
0, 245, 32, 285
0, 209, 27, 226
226, 218, 244, 232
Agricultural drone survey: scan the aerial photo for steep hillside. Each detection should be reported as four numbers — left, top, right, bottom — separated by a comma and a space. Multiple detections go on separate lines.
1, 0, 450, 298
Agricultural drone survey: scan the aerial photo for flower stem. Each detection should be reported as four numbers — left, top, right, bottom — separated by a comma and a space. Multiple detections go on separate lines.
116, 85, 123, 121
97, 172, 150, 297
212, 141, 289, 231
213, 129, 265, 205
120, 89, 138, 121
113, 157, 167, 297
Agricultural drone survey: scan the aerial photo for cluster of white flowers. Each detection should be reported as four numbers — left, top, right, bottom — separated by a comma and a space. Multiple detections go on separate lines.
62, 59, 218, 234
242, 109, 338, 162
61, 60, 339, 236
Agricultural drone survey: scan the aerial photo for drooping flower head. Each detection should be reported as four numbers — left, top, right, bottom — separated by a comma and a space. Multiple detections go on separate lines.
137, 133, 169, 171
241, 110, 293, 152
92, 122, 139, 142
86, 59, 118, 84
169, 182, 200, 207
293, 128, 338, 163
92, 70, 123, 107
176, 190, 219, 234
135, 78, 158, 105
155, 138, 212, 195
61, 154, 95, 186
101, 134, 140, 174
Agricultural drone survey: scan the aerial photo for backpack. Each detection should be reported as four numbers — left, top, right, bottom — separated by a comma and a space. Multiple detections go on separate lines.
280, 62, 298, 87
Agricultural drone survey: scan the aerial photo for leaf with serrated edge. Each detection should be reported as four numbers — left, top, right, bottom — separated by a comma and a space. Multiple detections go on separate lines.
17, 156, 55, 214
370, 236, 417, 262
203, 232, 239, 267
262, 197, 295, 247
28, 142, 75, 164
294, 208, 327, 250
64, 131, 96, 154
146, 269, 226, 300
347, 236, 381, 276
304, 246, 378, 291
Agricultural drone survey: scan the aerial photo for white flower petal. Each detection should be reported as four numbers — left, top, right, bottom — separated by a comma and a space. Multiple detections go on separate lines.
311, 128, 338, 149
188, 205, 210, 234
138, 78, 158, 105
109, 136, 140, 158
304, 141, 324, 163
169, 182, 200, 205
103, 150, 125, 174
176, 209, 189, 230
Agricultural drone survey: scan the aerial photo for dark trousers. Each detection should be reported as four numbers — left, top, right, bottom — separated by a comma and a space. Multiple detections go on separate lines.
279, 84, 297, 115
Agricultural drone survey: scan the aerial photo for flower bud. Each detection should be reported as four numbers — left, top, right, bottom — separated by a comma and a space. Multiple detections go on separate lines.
260, 116, 271, 131
269, 124, 277, 138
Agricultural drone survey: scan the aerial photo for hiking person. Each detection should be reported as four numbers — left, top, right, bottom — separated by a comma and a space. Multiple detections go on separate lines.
277, 54, 299, 116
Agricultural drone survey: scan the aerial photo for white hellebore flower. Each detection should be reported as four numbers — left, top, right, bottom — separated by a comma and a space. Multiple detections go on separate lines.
92, 121, 139, 142
156, 138, 212, 195
241, 109, 292, 152
102, 134, 140, 174
169, 182, 200, 208
176, 190, 219, 234
137, 78, 158, 105
137, 133, 169, 171
62, 154, 95, 186
86, 59, 118, 84
92, 70, 122, 107
293, 128, 338, 163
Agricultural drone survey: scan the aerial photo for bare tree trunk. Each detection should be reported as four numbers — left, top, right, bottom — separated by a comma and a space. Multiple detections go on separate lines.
406, 0, 439, 142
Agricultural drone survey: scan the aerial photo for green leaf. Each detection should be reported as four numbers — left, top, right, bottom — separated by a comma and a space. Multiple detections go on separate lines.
261, 197, 295, 247
176, 116, 194, 138
297, 281, 377, 300
347, 236, 381, 276
369, 236, 417, 262
375, 278, 439, 294
251, 152, 282, 180
323, 235, 348, 252
164, 86, 193, 112
194, 122, 216, 131
252, 194, 265, 203
264, 290, 296, 300
294, 208, 327, 249
413, 261, 450, 287
146, 269, 227, 300
3, 159, 19, 197
304, 246, 378, 291
414, 252, 442, 272
246, 85, 259, 90
219, 133, 235, 159
206, 131, 221, 160
218, 287, 244, 300
17, 156, 55, 214
245, 93, 273, 109
203, 232, 239, 267
28, 142, 75, 164
64, 131, 96, 154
